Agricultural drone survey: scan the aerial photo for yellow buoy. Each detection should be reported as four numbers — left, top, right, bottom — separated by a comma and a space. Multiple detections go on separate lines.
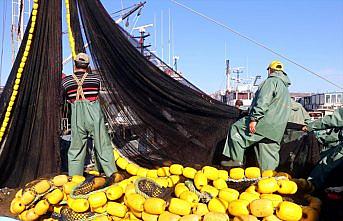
249, 199, 274, 217
208, 198, 227, 213
183, 167, 197, 179
126, 163, 139, 176
202, 166, 219, 181
143, 198, 166, 215
169, 164, 184, 175
88, 192, 107, 209
213, 178, 228, 190
126, 193, 146, 212
245, 167, 261, 179
276, 201, 302, 221
194, 172, 207, 190
106, 185, 123, 201
230, 168, 245, 180
228, 199, 250, 217
218, 188, 239, 202
168, 198, 191, 216
257, 177, 279, 194
33, 180, 51, 194
106, 202, 128, 218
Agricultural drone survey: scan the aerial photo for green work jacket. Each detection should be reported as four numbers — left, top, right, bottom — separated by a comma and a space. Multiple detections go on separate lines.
249, 71, 291, 143
308, 108, 343, 147
289, 100, 311, 125
308, 108, 343, 131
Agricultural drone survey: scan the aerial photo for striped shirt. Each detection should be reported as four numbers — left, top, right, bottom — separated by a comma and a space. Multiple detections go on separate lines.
62, 71, 100, 103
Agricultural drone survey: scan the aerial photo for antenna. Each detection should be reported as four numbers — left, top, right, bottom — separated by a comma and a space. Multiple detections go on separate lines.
154, 13, 157, 52
168, 8, 171, 66
171, 16, 174, 63
132, 24, 153, 32
132, 24, 153, 54
161, 10, 164, 61
226, 60, 230, 92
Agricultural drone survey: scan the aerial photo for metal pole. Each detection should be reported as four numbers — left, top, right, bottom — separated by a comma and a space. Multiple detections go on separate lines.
161, 10, 164, 62
154, 13, 157, 51
168, 8, 171, 66
19, 0, 24, 41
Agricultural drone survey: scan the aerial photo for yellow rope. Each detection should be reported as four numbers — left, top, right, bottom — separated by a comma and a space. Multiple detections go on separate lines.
0, 0, 40, 142
65, 0, 76, 59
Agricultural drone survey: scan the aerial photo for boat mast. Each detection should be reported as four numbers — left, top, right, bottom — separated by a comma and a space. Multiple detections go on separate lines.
62, 1, 146, 65
11, 0, 31, 63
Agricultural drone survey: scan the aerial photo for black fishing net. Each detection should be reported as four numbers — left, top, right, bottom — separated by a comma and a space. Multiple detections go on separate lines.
0, 0, 62, 187
0, 0, 324, 188
74, 0, 239, 167
279, 131, 322, 178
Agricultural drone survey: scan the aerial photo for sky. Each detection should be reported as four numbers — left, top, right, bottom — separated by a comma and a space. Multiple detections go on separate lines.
0, 0, 342, 94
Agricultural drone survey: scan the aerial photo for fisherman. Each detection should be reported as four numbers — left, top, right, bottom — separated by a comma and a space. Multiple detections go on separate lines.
222, 61, 291, 170
298, 108, 343, 190
235, 99, 244, 109
62, 53, 122, 186
235, 99, 248, 119
282, 98, 311, 143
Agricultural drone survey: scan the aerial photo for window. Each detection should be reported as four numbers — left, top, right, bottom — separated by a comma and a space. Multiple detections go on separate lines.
337, 94, 342, 104
325, 95, 331, 104
320, 94, 325, 105
332, 95, 336, 104
312, 96, 315, 104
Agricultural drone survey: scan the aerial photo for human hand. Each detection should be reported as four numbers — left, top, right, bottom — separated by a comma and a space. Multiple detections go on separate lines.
302, 126, 308, 132
249, 121, 257, 134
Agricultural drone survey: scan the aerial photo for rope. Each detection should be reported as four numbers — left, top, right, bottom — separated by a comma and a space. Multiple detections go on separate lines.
110, 5, 135, 15
65, 0, 76, 59
170, 0, 343, 90
0, 1, 39, 142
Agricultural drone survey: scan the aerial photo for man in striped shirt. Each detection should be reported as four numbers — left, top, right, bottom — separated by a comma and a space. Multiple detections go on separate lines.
62, 53, 122, 188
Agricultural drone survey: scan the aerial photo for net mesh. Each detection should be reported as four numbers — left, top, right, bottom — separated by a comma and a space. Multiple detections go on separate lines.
74, 0, 239, 168
0, 0, 62, 187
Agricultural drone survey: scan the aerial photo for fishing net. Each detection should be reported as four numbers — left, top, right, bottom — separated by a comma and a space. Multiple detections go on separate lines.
0, 0, 62, 187
279, 132, 322, 178
73, 0, 239, 168
0, 0, 324, 189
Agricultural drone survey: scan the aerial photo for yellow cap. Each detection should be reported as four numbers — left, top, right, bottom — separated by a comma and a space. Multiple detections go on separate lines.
267, 60, 284, 72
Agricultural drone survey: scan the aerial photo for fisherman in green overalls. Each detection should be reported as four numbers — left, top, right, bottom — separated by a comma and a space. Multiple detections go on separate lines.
222, 61, 291, 170
62, 53, 122, 186
282, 98, 311, 144
302, 108, 343, 190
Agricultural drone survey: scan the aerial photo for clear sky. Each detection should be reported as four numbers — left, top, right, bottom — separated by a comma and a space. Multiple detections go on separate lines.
0, 0, 342, 94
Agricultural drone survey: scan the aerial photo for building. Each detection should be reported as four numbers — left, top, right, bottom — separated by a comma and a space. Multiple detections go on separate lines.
298, 92, 343, 111
290, 92, 312, 101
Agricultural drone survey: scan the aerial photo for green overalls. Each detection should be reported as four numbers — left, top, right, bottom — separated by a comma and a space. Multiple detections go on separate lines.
307, 108, 343, 189
68, 72, 117, 177
223, 71, 291, 170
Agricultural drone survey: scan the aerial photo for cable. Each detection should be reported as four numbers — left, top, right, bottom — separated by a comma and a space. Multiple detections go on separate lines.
170, 0, 343, 90
110, 4, 134, 15
0, 0, 8, 86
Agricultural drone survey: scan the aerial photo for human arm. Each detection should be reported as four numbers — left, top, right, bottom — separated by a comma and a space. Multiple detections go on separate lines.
307, 108, 343, 131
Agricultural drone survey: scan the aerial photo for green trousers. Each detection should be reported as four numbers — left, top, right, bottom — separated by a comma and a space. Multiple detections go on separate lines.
68, 100, 117, 177
308, 143, 343, 189
223, 117, 280, 170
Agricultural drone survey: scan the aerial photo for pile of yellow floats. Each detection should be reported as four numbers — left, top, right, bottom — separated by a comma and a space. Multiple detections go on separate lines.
10, 149, 321, 221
